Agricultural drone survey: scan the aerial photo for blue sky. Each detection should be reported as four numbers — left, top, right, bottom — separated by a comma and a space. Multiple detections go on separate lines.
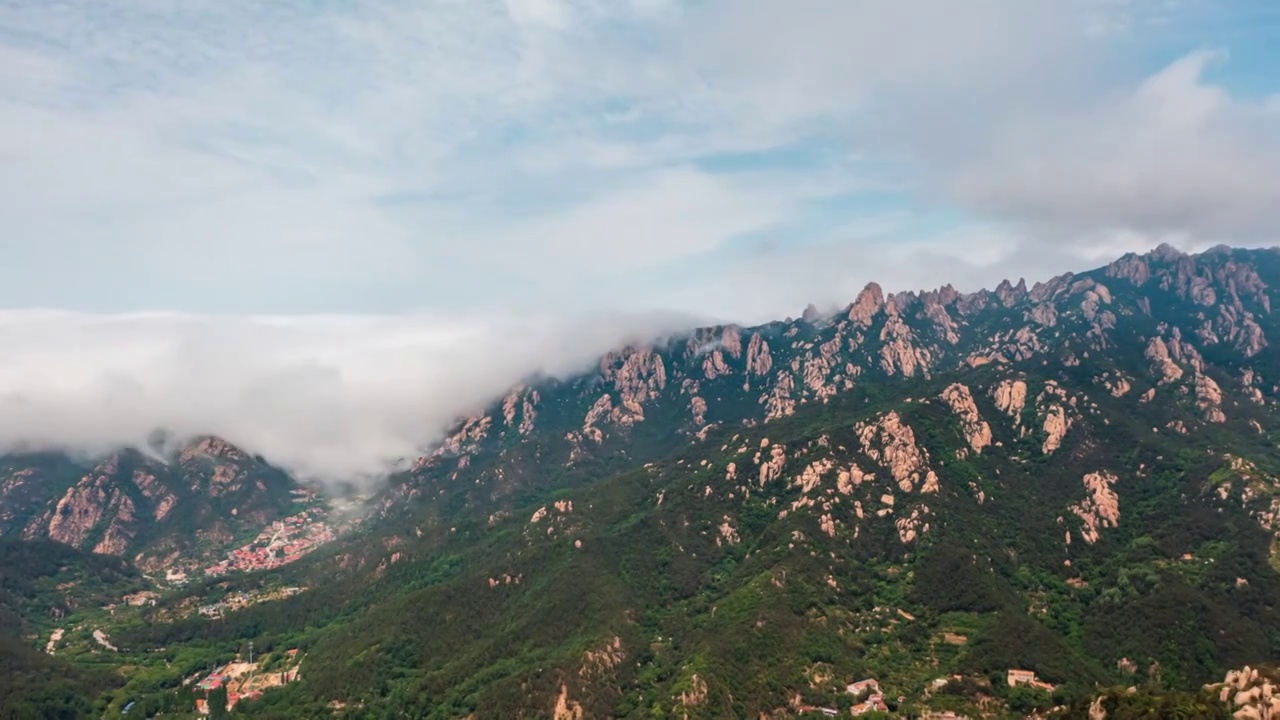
1, 0, 1278, 323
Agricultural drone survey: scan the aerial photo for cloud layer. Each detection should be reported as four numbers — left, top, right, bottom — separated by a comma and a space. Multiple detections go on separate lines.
2, 1, 1278, 478
945, 50, 1280, 242
0, 310, 696, 483
3, 0, 1276, 317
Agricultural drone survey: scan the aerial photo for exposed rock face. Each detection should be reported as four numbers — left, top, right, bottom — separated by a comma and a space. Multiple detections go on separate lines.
1241, 368, 1266, 405
499, 387, 540, 436
1195, 373, 1227, 423
677, 673, 709, 716
429, 415, 494, 464
762, 372, 797, 420
502, 389, 520, 427
690, 396, 708, 426
520, 392, 540, 435
179, 436, 245, 464
720, 325, 743, 358
603, 347, 667, 411
44, 465, 114, 549
1028, 302, 1058, 328
1100, 374, 1131, 398
994, 278, 1029, 307
717, 517, 740, 546
1145, 337, 1184, 385
1037, 383, 1073, 455
702, 349, 731, 380
992, 379, 1028, 419
855, 413, 938, 494
848, 282, 884, 328
579, 636, 625, 680
8, 438, 301, 566
939, 384, 992, 455
566, 395, 615, 461
552, 682, 583, 720
132, 470, 177, 522
1069, 471, 1120, 544
92, 492, 137, 556
836, 463, 870, 495
1041, 405, 1070, 455
745, 333, 773, 377
757, 443, 787, 487
1205, 666, 1280, 720
921, 294, 960, 344
894, 505, 930, 543
1106, 252, 1151, 286
878, 311, 932, 378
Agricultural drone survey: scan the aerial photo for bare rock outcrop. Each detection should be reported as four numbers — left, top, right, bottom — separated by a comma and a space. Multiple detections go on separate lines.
939, 384, 992, 455
92, 492, 136, 556
1205, 666, 1280, 720
602, 347, 667, 410
1069, 471, 1120, 544
1041, 405, 1070, 455
1195, 373, 1227, 423
848, 282, 885, 328
756, 443, 787, 487
745, 333, 773, 378
1035, 382, 1074, 455
1106, 252, 1151, 286
992, 379, 1028, 419
677, 673, 709, 716
921, 294, 960, 344
720, 325, 743, 358
894, 505, 931, 543
553, 682, 584, 720
690, 396, 708, 426
500, 387, 540, 436
1145, 337, 1184, 385
878, 310, 932, 378
44, 465, 115, 549
702, 349, 731, 380
761, 372, 796, 420
994, 278, 1028, 307
855, 412, 938, 493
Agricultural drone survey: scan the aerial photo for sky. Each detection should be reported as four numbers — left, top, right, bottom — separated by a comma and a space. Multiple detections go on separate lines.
1, 0, 1278, 480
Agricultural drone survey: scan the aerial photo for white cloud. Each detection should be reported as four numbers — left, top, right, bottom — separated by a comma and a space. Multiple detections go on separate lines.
944, 50, 1280, 241
1, 0, 1277, 478
505, 0, 573, 29
0, 0, 1135, 314
0, 310, 697, 484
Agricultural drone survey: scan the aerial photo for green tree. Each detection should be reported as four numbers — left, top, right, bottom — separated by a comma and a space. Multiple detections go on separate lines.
208, 686, 229, 719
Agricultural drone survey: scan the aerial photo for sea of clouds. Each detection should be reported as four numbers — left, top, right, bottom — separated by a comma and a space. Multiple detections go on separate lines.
0, 309, 698, 486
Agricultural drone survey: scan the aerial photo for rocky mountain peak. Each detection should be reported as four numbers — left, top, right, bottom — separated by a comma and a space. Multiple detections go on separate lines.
994, 277, 1028, 307
1149, 241, 1187, 262
847, 282, 885, 328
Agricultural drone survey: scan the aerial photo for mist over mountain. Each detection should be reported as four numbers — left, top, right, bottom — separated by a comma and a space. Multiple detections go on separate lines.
0, 309, 701, 483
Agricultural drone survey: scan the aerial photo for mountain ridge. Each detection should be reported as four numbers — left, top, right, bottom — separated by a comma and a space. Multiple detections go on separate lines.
3, 242, 1279, 718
